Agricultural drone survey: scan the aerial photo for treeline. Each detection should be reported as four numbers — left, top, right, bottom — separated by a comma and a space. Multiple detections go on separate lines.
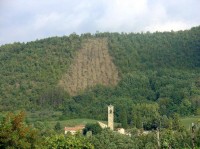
0, 26, 200, 123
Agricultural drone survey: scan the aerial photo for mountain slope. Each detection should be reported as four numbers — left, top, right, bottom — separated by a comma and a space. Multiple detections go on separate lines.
0, 26, 199, 121
0, 35, 81, 111
59, 38, 119, 95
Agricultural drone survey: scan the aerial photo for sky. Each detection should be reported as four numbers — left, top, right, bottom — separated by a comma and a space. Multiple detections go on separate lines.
0, 0, 200, 45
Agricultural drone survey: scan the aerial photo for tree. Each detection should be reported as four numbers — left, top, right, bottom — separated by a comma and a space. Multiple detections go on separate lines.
54, 122, 61, 132
0, 112, 40, 149
119, 107, 128, 129
83, 123, 102, 135
136, 114, 143, 129
172, 113, 181, 130
161, 115, 171, 129
131, 103, 160, 130
45, 134, 94, 149
90, 129, 135, 149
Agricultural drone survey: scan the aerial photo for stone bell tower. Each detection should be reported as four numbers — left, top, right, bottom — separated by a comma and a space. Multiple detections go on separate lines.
108, 105, 114, 130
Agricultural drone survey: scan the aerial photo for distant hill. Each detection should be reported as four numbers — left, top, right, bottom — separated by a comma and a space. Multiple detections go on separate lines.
0, 26, 199, 121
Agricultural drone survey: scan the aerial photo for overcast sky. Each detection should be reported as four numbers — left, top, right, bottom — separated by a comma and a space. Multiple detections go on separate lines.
0, 0, 200, 45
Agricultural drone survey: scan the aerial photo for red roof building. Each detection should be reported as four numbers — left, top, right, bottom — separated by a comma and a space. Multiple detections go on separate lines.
64, 125, 85, 135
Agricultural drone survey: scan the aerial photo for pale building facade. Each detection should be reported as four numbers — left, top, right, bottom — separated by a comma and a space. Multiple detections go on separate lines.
108, 105, 114, 130
98, 121, 108, 129
64, 125, 85, 135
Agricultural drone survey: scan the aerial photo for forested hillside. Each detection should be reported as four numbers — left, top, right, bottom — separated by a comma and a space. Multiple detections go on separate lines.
59, 38, 119, 95
0, 26, 199, 123
0, 34, 81, 111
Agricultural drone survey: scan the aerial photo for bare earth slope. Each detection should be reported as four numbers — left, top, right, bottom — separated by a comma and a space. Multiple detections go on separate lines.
59, 38, 119, 95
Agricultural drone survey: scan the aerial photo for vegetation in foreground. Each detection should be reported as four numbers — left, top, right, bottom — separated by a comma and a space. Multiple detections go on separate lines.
1, 112, 200, 149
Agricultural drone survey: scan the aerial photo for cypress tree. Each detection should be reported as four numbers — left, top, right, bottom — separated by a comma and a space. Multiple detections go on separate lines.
119, 107, 128, 129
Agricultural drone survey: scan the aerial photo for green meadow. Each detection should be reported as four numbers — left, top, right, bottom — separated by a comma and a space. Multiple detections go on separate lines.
181, 116, 200, 129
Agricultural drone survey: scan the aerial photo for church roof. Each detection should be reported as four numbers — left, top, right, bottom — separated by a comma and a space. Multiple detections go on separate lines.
64, 125, 85, 131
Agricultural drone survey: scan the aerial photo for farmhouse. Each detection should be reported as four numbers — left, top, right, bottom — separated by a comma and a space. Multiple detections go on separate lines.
64, 125, 85, 135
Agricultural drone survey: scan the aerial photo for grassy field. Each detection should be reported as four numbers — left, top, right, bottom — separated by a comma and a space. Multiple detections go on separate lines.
4, 111, 200, 130
180, 116, 200, 129
50, 119, 100, 127
48, 117, 200, 130
46, 118, 109, 129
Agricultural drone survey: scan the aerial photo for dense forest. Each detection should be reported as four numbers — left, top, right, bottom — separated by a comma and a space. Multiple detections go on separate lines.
0, 26, 200, 125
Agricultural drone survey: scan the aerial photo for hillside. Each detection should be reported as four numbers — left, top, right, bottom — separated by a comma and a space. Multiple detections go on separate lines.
59, 38, 119, 95
0, 26, 200, 122
0, 34, 81, 111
